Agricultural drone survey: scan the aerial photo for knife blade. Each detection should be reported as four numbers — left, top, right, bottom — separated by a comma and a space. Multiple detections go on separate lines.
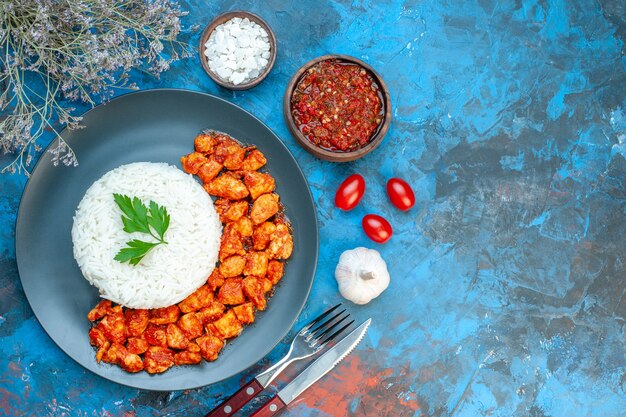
250, 318, 371, 417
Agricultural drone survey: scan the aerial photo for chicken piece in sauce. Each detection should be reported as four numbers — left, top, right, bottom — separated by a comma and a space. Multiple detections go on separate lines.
266, 260, 285, 285
178, 285, 213, 313
267, 223, 293, 259
89, 327, 108, 349
125, 309, 149, 337
242, 149, 267, 171
127, 337, 149, 355
214, 138, 246, 170
195, 301, 226, 324
207, 269, 225, 291
102, 342, 125, 364
196, 335, 225, 361
250, 193, 279, 225
243, 251, 269, 277
181, 152, 208, 175
87, 300, 113, 321
214, 199, 249, 223
89, 327, 112, 363
214, 198, 231, 220
219, 224, 246, 260
102, 343, 144, 373
97, 309, 127, 344
166, 323, 189, 350
231, 216, 253, 237
261, 277, 273, 293
242, 276, 267, 311
95, 341, 111, 363
233, 303, 255, 324
244, 171, 275, 200
217, 278, 246, 305
252, 222, 276, 250
219, 255, 246, 278
144, 324, 168, 348
121, 353, 144, 373
204, 174, 249, 200
213, 310, 243, 339
149, 305, 180, 325
174, 351, 203, 366
197, 156, 224, 183
204, 323, 220, 338
187, 341, 201, 353
194, 133, 217, 154
178, 313, 204, 340
144, 346, 175, 374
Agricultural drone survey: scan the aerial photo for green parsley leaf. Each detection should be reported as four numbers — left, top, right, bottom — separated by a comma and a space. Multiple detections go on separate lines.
113, 194, 170, 266
114, 239, 159, 266
147, 200, 170, 242
113, 193, 150, 234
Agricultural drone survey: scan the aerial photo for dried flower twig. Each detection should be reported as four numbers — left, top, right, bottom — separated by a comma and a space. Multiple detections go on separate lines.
0, 0, 193, 175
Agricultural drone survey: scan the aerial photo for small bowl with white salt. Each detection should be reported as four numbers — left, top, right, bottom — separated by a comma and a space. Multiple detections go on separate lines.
199, 11, 277, 90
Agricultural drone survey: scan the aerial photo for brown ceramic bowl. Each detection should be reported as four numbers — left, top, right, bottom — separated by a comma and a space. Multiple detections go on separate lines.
199, 11, 277, 90
283, 54, 391, 162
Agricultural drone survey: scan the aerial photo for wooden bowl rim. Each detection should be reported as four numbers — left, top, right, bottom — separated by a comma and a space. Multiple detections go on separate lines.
283, 54, 392, 162
198, 11, 277, 91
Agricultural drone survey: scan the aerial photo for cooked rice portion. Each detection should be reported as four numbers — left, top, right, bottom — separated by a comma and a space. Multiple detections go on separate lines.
72, 162, 221, 309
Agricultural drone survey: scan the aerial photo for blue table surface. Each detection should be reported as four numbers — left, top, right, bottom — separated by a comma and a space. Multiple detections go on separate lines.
2, 0, 626, 416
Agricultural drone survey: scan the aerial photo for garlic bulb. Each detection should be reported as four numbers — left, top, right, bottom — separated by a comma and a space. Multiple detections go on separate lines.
335, 247, 390, 305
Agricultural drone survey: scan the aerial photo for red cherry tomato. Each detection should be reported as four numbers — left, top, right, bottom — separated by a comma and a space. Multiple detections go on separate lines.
386, 178, 415, 211
335, 174, 365, 211
362, 214, 392, 243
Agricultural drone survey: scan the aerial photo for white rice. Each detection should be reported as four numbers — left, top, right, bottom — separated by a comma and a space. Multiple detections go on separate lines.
71, 162, 222, 309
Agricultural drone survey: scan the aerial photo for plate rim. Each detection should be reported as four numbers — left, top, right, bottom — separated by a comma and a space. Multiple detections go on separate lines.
14, 87, 319, 391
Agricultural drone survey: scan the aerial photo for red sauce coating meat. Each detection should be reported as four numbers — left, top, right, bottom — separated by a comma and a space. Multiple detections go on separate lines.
87, 132, 292, 374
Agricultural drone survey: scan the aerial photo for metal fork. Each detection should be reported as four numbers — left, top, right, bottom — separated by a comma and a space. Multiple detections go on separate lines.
205, 304, 353, 417
255, 303, 352, 387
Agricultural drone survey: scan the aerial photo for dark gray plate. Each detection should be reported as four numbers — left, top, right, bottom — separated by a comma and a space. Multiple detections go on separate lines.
15, 89, 318, 391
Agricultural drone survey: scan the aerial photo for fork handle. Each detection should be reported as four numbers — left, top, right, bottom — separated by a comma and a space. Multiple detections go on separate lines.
249, 395, 287, 417
204, 379, 263, 417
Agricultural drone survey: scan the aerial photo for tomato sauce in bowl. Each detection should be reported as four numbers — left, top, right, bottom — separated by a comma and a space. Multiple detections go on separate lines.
290, 59, 384, 152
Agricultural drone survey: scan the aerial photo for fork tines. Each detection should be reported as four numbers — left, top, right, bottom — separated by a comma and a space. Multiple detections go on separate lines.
302, 304, 355, 349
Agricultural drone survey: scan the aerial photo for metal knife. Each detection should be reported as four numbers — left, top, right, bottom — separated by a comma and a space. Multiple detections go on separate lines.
249, 318, 371, 417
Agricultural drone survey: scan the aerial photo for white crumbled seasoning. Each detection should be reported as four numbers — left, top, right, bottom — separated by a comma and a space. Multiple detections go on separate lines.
204, 17, 271, 85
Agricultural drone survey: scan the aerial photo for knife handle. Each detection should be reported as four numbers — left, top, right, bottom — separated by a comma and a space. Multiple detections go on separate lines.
204, 379, 263, 417
249, 395, 287, 417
